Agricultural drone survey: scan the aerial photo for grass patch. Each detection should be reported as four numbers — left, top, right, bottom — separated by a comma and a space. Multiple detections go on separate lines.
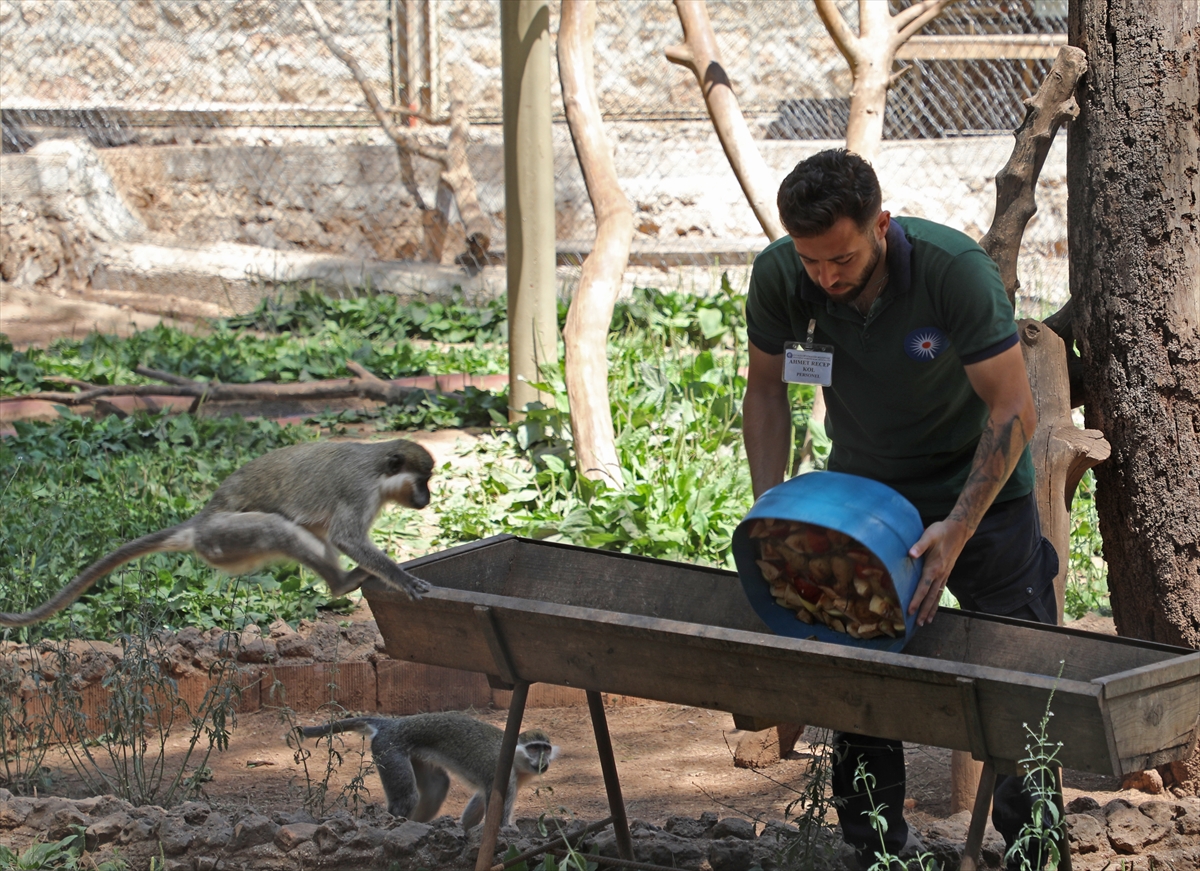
1, 278, 1109, 641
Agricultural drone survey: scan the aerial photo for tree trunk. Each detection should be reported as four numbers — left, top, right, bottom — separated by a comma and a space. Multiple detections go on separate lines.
1069, 0, 1200, 645
502, 0, 559, 421
558, 0, 631, 488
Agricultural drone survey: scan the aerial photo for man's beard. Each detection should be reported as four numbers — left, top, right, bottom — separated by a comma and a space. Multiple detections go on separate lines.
823, 236, 884, 306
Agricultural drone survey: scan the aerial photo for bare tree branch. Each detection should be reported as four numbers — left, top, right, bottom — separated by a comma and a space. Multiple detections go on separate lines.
979, 45, 1087, 306
666, 0, 785, 240
894, 0, 958, 38
299, 0, 490, 266
300, 0, 445, 165
814, 0, 859, 65
816, 0, 958, 161
20, 364, 447, 407
559, 0, 630, 488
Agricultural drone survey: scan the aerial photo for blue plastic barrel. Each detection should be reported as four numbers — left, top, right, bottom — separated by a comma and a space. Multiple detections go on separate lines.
732, 471, 926, 652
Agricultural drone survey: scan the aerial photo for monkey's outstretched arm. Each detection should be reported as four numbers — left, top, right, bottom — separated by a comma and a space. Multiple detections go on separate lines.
0, 525, 192, 628
330, 531, 431, 601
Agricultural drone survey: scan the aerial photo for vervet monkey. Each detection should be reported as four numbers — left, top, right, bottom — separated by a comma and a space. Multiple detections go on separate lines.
295, 712, 559, 828
0, 439, 435, 628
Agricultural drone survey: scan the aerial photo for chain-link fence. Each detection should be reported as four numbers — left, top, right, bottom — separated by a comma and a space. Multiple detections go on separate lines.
0, 0, 1069, 316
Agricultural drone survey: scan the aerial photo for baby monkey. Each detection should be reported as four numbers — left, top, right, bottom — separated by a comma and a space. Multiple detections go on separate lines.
0, 438, 435, 628
295, 712, 559, 828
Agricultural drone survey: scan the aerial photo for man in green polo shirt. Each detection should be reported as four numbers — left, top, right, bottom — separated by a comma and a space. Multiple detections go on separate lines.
743, 149, 1059, 869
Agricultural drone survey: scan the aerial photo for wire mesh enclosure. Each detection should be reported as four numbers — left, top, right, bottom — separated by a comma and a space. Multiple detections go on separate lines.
0, 0, 1069, 314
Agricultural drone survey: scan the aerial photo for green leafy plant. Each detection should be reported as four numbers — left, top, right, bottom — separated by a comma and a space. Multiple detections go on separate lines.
434, 343, 752, 569
0, 831, 130, 870
306, 386, 509, 434
1064, 470, 1109, 620
0, 834, 86, 870
1, 299, 506, 396
223, 284, 510, 344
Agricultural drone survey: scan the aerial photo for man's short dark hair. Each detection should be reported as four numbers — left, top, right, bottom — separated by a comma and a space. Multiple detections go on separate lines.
776, 149, 882, 238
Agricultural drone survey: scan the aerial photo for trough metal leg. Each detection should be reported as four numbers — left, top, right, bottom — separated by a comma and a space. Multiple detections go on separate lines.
959, 759, 997, 871
475, 681, 530, 871
587, 690, 635, 861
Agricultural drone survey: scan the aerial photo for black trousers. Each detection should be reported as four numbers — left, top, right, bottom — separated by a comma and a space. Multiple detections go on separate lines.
832, 492, 1060, 862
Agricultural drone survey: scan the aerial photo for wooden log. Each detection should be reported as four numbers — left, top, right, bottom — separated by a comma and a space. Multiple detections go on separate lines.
558, 0, 631, 488
980, 46, 1088, 306
1019, 319, 1110, 618
20, 362, 447, 407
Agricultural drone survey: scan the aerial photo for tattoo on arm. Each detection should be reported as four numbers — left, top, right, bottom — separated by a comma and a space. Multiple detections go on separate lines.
948, 414, 1031, 531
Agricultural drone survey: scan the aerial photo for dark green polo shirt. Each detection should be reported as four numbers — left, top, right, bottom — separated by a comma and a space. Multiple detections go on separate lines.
746, 216, 1034, 517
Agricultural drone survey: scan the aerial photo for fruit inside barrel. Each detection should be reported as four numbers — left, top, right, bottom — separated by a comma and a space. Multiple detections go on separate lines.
748, 518, 906, 639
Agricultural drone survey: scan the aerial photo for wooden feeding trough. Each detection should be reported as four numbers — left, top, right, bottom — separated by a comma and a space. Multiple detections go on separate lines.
364, 535, 1200, 871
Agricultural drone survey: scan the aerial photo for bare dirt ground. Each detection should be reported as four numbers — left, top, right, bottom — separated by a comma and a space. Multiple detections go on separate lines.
30, 605, 1132, 837
0, 282, 206, 349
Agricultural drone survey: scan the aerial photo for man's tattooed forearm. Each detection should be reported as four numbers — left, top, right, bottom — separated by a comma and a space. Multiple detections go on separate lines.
948, 415, 1031, 528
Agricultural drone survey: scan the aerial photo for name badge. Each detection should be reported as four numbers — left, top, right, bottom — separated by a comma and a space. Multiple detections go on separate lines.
783, 342, 833, 386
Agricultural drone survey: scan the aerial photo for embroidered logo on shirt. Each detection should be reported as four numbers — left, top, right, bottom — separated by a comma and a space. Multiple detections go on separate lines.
904, 327, 948, 361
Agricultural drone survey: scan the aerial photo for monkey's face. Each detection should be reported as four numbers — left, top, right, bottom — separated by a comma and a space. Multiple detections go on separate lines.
382, 442, 434, 509
516, 730, 560, 775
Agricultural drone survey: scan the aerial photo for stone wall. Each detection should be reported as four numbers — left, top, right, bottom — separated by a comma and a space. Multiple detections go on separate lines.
0, 128, 1069, 310
3, 789, 1200, 871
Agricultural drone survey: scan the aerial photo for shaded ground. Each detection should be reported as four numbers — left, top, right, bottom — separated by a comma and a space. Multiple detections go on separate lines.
33, 677, 1133, 836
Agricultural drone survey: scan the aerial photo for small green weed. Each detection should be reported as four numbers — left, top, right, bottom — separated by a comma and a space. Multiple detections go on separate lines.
30, 611, 243, 807
275, 641, 378, 818
0, 645, 54, 794
499, 813, 601, 871
777, 728, 841, 871
1064, 470, 1109, 620
852, 758, 941, 871
1005, 667, 1066, 871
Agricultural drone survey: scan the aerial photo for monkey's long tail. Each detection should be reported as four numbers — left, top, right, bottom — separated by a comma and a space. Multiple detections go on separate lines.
298, 718, 384, 741
0, 525, 192, 628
